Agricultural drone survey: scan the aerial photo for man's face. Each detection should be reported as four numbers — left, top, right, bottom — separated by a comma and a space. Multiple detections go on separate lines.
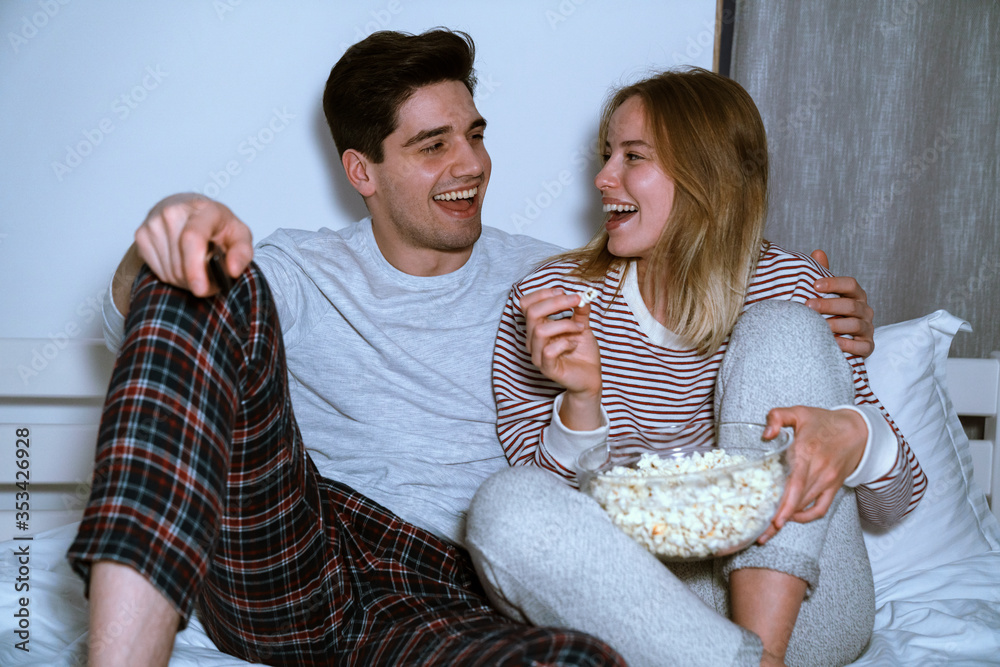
365, 80, 491, 275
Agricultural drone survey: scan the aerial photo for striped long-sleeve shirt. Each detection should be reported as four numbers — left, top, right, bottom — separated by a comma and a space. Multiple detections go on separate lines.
493, 243, 926, 528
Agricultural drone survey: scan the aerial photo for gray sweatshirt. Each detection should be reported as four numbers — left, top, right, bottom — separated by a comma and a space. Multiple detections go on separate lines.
104, 218, 558, 545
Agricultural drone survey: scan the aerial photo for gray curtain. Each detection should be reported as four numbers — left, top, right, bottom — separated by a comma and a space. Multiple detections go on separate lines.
730, 0, 999, 358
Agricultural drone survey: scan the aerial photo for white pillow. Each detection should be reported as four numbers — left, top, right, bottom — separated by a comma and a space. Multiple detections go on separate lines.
862, 310, 1000, 584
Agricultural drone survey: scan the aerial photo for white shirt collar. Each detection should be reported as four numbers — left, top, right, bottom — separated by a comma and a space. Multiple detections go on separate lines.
621, 261, 689, 350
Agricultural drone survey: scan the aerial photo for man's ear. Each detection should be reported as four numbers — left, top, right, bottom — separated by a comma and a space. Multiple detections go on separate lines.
342, 149, 376, 197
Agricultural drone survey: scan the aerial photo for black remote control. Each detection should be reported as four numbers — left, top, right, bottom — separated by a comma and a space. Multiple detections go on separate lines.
207, 242, 234, 293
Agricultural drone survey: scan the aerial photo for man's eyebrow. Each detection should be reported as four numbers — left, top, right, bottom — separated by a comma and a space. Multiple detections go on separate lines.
403, 125, 451, 148
402, 118, 488, 148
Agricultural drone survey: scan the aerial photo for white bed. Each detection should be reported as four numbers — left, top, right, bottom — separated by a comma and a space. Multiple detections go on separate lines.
0, 309, 998, 666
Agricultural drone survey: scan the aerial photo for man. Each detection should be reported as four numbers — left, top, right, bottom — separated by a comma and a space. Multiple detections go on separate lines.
69, 29, 875, 666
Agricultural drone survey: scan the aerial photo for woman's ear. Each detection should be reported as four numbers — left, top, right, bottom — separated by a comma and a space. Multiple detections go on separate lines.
342, 149, 376, 197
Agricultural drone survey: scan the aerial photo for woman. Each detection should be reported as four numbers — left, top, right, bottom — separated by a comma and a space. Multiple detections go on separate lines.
467, 69, 925, 667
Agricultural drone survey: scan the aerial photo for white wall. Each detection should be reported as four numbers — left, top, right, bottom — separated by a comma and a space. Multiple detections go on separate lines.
0, 0, 716, 342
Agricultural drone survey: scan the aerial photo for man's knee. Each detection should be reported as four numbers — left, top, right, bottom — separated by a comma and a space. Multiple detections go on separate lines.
125, 262, 275, 347
131, 262, 267, 309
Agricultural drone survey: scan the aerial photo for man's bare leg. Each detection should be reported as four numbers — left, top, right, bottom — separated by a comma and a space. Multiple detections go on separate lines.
88, 561, 181, 667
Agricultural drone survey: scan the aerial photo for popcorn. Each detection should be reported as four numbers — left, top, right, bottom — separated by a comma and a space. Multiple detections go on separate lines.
577, 287, 599, 306
585, 449, 785, 559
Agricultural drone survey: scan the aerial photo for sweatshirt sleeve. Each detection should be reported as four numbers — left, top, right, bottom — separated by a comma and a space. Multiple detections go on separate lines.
102, 277, 126, 353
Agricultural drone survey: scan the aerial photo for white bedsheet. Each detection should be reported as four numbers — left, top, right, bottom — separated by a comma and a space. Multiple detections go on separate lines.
1, 522, 998, 666
0, 522, 261, 666
851, 551, 1000, 666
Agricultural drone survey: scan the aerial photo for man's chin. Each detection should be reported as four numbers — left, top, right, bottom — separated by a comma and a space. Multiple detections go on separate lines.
440, 219, 482, 252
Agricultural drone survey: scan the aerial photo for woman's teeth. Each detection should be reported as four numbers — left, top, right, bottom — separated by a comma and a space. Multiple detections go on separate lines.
433, 187, 478, 201
603, 203, 638, 213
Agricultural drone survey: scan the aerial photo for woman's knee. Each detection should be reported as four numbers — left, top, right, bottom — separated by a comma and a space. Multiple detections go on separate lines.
730, 301, 846, 370
717, 301, 854, 420
737, 300, 828, 337
467, 467, 562, 547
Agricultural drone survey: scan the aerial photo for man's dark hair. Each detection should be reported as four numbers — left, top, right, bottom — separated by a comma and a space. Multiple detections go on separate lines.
323, 28, 477, 162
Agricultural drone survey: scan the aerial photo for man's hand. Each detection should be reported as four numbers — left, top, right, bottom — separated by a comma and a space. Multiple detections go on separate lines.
757, 406, 867, 543
135, 193, 254, 297
806, 249, 875, 358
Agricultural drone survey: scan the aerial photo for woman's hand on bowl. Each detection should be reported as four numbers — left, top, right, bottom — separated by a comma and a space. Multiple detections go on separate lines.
758, 406, 867, 542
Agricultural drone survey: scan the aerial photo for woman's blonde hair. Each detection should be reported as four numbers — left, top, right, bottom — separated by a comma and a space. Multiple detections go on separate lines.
564, 68, 769, 356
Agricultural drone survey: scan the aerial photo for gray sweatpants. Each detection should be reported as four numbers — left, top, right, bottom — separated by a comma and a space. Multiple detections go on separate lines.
466, 301, 876, 667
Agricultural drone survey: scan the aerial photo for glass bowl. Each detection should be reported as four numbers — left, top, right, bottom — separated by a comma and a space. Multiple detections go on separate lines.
577, 422, 792, 561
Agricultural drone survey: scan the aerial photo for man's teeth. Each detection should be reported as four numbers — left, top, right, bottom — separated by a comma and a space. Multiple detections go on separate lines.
433, 187, 478, 201
603, 203, 638, 213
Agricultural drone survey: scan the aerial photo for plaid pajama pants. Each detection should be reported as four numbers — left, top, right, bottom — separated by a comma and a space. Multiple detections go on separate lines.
67, 265, 624, 667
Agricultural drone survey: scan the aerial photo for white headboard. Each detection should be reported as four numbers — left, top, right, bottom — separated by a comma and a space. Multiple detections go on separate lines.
0, 338, 998, 540
0, 339, 111, 540
946, 354, 1000, 520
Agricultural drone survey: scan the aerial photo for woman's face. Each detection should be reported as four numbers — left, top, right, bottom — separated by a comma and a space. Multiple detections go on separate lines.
594, 96, 675, 263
